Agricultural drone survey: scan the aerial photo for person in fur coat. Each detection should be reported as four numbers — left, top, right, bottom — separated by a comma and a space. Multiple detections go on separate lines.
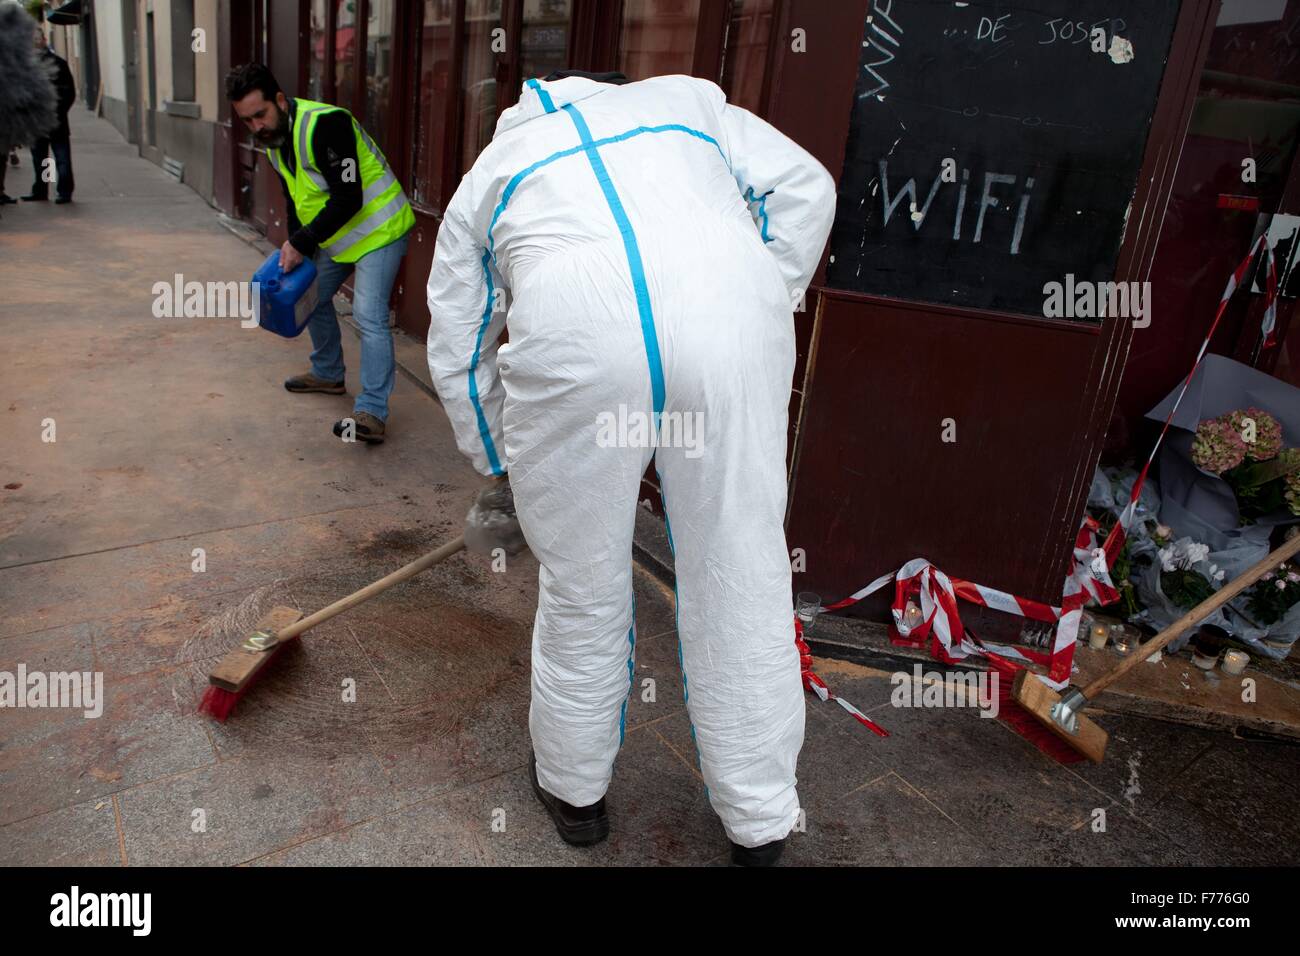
0, 2, 57, 205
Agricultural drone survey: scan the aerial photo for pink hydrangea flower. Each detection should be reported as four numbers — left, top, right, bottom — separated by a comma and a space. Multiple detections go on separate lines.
1225, 408, 1283, 460
1191, 417, 1247, 474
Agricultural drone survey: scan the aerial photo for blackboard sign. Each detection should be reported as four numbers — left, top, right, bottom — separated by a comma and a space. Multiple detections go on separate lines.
825, 0, 1182, 317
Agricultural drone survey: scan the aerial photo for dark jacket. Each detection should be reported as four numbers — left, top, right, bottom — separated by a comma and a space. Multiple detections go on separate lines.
41, 49, 76, 139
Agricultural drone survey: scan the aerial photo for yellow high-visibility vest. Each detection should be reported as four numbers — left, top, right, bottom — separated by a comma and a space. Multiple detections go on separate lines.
270, 97, 414, 262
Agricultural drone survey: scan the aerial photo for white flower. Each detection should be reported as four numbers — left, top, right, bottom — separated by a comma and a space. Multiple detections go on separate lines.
1214, 569, 1225, 581
1155, 524, 1172, 539
1159, 547, 1176, 573
1278, 580, 1288, 591
1166, 537, 1206, 570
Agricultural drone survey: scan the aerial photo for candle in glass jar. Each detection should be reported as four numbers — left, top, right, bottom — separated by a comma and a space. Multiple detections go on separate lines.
1088, 624, 1108, 649
795, 592, 821, 627
903, 601, 924, 630
1111, 625, 1134, 655
1221, 649, 1249, 675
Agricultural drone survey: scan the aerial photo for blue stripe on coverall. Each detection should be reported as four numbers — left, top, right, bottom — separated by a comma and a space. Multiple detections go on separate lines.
559, 102, 666, 420
744, 186, 773, 243
465, 80, 558, 475
471, 78, 722, 473
485, 122, 726, 262
514, 81, 715, 768
468, 250, 506, 476
552, 90, 706, 780
526, 77, 557, 114
559, 94, 663, 752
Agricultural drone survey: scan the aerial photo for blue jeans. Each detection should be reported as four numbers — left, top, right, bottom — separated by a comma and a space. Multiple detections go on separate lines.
305, 234, 409, 421
30, 132, 74, 199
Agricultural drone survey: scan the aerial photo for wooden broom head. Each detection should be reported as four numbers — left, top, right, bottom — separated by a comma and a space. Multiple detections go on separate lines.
1011, 669, 1108, 763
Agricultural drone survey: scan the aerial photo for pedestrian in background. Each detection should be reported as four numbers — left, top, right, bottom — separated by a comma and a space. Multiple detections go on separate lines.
21, 28, 76, 204
0, 1, 56, 208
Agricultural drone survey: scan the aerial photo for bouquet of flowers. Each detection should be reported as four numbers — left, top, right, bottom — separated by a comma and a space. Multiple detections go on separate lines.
1244, 560, 1300, 626
1191, 408, 1300, 522
1157, 536, 1226, 610
1127, 531, 1234, 647
1219, 543, 1300, 657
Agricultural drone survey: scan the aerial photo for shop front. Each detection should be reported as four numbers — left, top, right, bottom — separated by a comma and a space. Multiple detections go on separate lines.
211, 0, 1299, 650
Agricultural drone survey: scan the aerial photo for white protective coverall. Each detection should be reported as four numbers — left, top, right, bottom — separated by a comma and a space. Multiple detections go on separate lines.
426, 74, 835, 847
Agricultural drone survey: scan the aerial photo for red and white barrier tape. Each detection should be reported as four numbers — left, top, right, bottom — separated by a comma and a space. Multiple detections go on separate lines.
799, 234, 1279, 724
1260, 239, 1280, 348
794, 616, 889, 736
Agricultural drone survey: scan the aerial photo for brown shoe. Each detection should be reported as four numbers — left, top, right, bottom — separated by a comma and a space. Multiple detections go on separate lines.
333, 411, 385, 444
284, 372, 345, 394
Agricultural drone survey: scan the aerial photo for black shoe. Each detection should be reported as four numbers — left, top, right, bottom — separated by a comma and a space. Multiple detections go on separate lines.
0, 194, 16, 205
528, 751, 609, 846
730, 838, 786, 866
20, 193, 47, 202
54, 196, 71, 204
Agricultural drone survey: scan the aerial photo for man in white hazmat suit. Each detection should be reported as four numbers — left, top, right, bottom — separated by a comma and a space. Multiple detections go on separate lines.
426, 70, 835, 866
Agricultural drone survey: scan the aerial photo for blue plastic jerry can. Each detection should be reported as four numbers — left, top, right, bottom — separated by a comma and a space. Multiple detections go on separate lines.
253, 250, 319, 337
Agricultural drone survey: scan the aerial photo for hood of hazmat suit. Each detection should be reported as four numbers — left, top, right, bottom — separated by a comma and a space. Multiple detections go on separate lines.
426, 73, 835, 848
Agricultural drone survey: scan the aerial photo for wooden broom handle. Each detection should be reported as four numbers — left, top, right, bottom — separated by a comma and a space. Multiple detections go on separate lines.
273, 535, 466, 643
1080, 532, 1300, 700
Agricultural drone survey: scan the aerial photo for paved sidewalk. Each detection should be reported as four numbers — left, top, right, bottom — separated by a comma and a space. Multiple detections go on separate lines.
1, 109, 1297, 866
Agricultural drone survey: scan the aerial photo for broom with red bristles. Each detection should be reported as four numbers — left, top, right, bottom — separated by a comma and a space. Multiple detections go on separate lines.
198, 535, 466, 721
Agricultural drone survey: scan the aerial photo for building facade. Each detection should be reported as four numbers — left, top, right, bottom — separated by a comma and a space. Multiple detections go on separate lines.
41, 0, 223, 202
38, 0, 1300, 631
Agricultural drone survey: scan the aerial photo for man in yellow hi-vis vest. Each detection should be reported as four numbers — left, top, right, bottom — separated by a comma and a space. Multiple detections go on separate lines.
226, 63, 415, 444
